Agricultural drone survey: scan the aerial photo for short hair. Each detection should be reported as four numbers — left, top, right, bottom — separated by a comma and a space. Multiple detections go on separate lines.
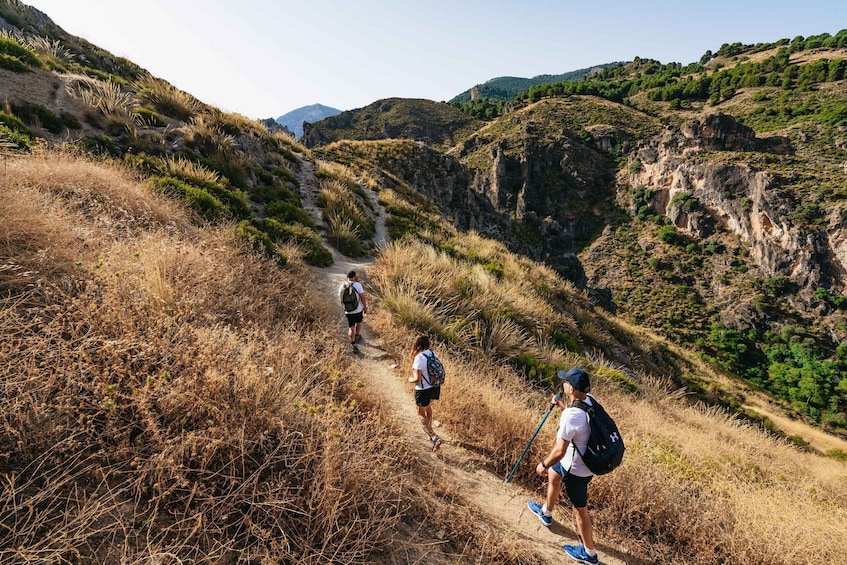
347, 270, 357, 279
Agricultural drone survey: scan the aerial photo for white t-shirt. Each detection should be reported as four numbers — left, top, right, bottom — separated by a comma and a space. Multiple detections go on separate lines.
557, 397, 593, 477
338, 281, 364, 314
412, 350, 434, 391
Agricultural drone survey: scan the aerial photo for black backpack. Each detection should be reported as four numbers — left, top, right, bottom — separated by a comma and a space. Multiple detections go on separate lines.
423, 351, 445, 386
571, 396, 624, 475
341, 282, 359, 312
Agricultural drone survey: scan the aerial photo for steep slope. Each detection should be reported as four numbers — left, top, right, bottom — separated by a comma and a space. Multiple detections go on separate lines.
302, 97, 483, 148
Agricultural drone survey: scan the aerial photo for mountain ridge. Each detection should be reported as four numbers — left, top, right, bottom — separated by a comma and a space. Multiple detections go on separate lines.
449, 62, 625, 103
275, 102, 341, 139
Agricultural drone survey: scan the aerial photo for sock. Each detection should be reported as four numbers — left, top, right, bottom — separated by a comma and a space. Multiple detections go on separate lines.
585, 547, 597, 557
541, 504, 552, 517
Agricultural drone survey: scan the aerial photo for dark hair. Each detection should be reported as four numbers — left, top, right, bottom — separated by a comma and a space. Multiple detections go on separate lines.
347, 270, 357, 279
410, 334, 430, 360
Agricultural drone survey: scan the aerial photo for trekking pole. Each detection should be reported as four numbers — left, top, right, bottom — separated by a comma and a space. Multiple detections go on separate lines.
505, 394, 561, 484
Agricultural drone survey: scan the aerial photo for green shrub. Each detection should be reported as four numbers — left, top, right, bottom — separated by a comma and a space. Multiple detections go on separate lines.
152, 177, 230, 221
658, 225, 682, 245
264, 218, 333, 267
0, 51, 29, 72
132, 107, 167, 127
251, 184, 299, 204
0, 37, 42, 69
78, 134, 120, 157
266, 200, 315, 228
824, 448, 847, 461
234, 221, 287, 266
11, 101, 65, 134
0, 123, 33, 151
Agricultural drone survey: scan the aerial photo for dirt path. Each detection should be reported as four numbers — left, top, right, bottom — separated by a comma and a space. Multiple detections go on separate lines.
296, 155, 637, 564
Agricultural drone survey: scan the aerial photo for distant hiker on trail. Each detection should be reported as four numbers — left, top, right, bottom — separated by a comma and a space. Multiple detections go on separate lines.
408, 334, 444, 452
338, 270, 367, 353
527, 368, 599, 565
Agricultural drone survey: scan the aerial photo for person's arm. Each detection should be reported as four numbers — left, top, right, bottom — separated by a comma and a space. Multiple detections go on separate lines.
360, 291, 368, 313
409, 353, 422, 383
537, 436, 569, 476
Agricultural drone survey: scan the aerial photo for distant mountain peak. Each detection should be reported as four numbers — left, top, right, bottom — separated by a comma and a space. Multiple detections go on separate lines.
276, 104, 341, 139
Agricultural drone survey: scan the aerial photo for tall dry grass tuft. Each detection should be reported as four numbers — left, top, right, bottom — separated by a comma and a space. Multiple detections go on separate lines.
0, 151, 450, 563
316, 176, 375, 256
183, 114, 238, 156
154, 155, 221, 187
66, 74, 137, 130
135, 74, 200, 121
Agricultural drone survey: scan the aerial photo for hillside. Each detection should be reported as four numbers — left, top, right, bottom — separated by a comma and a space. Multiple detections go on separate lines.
309, 32, 847, 441
302, 97, 483, 149
449, 62, 624, 104
2, 2, 847, 563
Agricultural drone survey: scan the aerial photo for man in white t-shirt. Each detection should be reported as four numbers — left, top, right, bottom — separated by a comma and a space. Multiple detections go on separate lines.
526, 368, 599, 565
338, 270, 367, 353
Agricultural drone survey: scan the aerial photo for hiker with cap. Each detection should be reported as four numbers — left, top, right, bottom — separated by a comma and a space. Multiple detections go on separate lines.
338, 270, 367, 353
526, 368, 599, 565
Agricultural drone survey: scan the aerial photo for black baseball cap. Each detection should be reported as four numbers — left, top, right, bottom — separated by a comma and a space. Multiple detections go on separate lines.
557, 368, 591, 393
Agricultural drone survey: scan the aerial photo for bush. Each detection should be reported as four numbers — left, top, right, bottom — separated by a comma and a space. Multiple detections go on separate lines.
264, 218, 333, 267
0, 112, 34, 149
0, 37, 42, 70
152, 177, 230, 221
266, 200, 315, 228
12, 101, 65, 134
658, 225, 682, 245
234, 221, 287, 266
132, 107, 167, 127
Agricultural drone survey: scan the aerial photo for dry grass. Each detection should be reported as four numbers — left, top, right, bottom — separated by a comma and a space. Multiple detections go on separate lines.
135, 74, 199, 122
367, 234, 847, 564
315, 166, 375, 256
183, 113, 238, 156
154, 155, 221, 187
2, 151, 514, 564
66, 74, 137, 130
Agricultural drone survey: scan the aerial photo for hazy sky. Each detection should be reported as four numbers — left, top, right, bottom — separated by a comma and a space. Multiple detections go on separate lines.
22, 0, 847, 119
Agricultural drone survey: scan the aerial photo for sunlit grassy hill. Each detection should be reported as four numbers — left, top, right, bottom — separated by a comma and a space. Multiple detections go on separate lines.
302, 97, 483, 149
3, 3, 847, 562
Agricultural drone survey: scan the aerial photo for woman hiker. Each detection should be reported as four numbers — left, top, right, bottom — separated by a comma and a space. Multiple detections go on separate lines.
408, 334, 443, 452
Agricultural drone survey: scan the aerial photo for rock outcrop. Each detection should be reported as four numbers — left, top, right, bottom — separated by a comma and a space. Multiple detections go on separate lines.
628, 114, 844, 292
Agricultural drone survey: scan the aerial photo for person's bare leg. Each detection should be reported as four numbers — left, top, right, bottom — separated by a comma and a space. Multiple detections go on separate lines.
417, 405, 434, 436
544, 468, 563, 514
573, 506, 594, 550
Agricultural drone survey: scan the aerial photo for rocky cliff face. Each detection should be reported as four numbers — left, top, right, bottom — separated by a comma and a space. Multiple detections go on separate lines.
628, 114, 845, 293
455, 122, 619, 280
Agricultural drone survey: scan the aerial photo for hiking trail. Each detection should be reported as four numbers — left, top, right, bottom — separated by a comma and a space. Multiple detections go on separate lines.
296, 155, 638, 564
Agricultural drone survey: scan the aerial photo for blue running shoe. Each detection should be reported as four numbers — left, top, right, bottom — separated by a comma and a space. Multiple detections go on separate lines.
526, 500, 552, 526
564, 543, 599, 564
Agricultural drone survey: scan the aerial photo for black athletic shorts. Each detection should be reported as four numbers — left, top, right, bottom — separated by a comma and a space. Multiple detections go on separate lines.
551, 462, 593, 508
345, 312, 363, 327
414, 386, 441, 407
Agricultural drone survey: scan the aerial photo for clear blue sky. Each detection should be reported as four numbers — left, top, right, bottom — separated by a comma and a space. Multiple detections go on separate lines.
22, 0, 847, 119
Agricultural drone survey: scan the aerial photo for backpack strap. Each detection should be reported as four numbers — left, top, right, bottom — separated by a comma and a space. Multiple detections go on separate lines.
568, 397, 593, 464
420, 351, 434, 387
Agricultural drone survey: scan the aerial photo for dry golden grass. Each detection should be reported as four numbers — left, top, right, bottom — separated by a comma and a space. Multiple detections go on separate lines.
154, 155, 221, 186
135, 74, 200, 122
367, 234, 847, 564
183, 113, 238, 155
3, 151, 531, 564
66, 74, 137, 130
